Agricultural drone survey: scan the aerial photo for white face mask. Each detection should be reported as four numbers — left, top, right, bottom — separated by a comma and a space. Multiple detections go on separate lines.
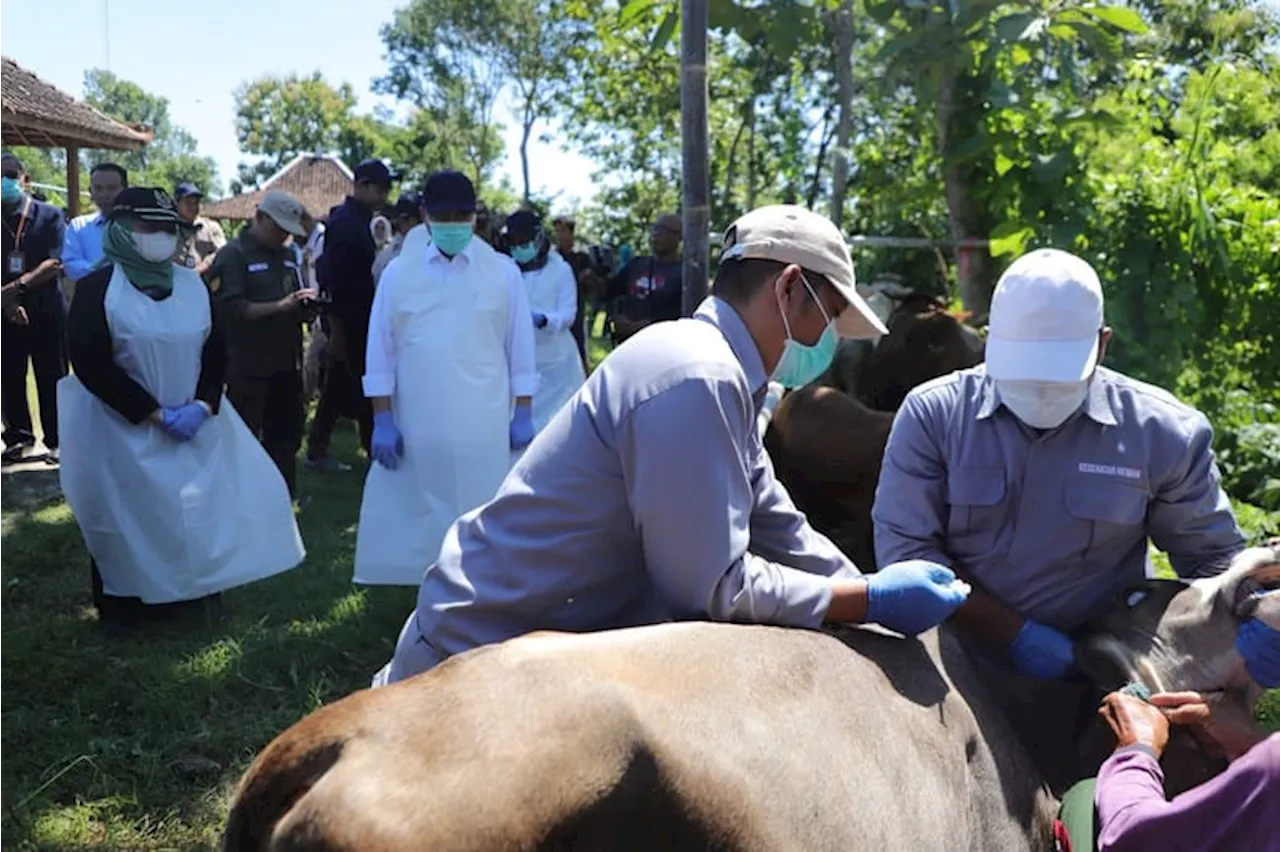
132, 231, 178, 263
996, 379, 1089, 429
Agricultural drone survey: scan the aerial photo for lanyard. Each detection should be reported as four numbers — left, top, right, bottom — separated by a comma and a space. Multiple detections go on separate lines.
5, 198, 32, 248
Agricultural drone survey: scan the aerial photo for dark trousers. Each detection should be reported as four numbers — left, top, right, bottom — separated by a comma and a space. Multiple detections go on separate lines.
2, 305, 67, 449
570, 300, 589, 371
307, 325, 372, 459
227, 370, 305, 496
91, 558, 217, 626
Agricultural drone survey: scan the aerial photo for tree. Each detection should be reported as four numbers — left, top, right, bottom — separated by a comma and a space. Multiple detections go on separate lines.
82, 69, 219, 194
233, 73, 362, 186
378, 0, 580, 201
378, 0, 510, 194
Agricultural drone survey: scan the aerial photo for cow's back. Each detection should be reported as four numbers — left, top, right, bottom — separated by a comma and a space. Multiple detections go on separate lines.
225, 623, 1055, 852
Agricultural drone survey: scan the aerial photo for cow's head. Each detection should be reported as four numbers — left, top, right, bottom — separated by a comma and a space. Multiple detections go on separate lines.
1076, 544, 1280, 791
860, 298, 985, 411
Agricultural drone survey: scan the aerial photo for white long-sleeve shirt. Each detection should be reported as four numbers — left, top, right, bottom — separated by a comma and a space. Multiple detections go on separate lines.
526, 254, 578, 333
363, 237, 539, 399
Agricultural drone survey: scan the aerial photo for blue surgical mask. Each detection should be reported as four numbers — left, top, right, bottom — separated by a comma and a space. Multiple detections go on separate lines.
511, 242, 538, 264
429, 222, 474, 256
771, 274, 839, 389
1, 177, 22, 205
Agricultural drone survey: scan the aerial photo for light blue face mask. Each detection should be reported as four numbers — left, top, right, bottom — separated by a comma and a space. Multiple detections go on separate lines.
1, 177, 22, 205
771, 273, 839, 389
429, 221, 473, 256
511, 241, 538, 264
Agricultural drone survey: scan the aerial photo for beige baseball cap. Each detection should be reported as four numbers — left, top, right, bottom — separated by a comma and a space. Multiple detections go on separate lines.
719, 204, 887, 338
257, 191, 308, 237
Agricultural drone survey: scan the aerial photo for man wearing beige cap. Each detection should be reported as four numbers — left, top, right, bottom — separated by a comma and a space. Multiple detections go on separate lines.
372, 204, 971, 686
208, 190, 318, 496
873, 247, 1253, 789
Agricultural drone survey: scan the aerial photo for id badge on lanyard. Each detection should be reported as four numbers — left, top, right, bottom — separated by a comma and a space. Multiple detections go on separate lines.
7, 199, 31, 277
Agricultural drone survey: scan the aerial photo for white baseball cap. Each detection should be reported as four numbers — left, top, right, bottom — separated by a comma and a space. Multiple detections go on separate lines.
719, 205, 888, 339
986, 248, 1104, 382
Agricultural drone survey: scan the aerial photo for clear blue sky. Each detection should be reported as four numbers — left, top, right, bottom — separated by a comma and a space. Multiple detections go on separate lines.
0, 0, 600, 208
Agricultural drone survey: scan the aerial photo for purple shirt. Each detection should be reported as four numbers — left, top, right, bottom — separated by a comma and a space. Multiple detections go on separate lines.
1096, 735, 1280, 852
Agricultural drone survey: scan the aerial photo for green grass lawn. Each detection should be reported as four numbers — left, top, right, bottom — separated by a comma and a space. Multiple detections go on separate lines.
1, 330, 1277, 849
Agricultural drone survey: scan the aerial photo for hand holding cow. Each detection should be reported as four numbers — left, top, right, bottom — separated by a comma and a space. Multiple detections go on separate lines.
1149, 691, 1267, 761
1009, 619, 1077, 680
1099, 691, 1169, 757
1235, 616, 1280, 688
860, 559, 971, 636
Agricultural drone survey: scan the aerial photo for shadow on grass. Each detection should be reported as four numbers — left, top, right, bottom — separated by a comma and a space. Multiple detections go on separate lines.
1, 427, 416, 850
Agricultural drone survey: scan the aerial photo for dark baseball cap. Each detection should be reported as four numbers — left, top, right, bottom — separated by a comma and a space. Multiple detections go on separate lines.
393, 191, 422, 218
108, 187, 191, 228
422, 170, 477, 216
174, 182, 203, 201
506, 210, 541, 243
353, 159, 400, 187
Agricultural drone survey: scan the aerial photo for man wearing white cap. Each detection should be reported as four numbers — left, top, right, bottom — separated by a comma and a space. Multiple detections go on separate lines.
372, 204, 972, 685
871, 248, 1267, 788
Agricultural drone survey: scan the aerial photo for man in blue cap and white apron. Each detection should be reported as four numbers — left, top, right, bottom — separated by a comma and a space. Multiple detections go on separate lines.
353, 170, 538, 587
373, 204, 972, 685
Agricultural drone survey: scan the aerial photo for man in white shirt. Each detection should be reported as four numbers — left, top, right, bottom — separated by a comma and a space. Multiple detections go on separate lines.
62, 163, 128, 306
352, 170, 538, 587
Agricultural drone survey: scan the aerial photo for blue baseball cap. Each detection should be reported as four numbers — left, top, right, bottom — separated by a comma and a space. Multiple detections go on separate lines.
353, 159, 400, 187
174, 182, 203, 201
422, 170, 477, 216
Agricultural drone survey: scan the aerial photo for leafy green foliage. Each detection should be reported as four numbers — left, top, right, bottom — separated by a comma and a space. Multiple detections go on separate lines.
233, 73, 365, 188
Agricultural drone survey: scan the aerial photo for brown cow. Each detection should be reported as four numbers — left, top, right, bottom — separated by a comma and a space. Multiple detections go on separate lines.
763, 385, 892, 572
766, 294, 984, 570
824, 294, 984, 410
222, 546, 1279, 852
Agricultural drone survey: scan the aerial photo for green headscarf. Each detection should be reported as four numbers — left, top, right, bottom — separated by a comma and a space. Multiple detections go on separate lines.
103, 220, 174, 299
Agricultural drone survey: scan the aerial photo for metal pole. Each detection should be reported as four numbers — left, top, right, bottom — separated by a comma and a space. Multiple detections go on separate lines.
680, 0, 710, 317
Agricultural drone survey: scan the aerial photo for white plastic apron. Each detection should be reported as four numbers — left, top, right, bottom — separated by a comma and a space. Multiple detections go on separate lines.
57, 265, 305, 603
523, 252, 586, 433
353, 240, 513, 586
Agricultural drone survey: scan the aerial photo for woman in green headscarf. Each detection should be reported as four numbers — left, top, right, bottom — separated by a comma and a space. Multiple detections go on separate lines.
58, 187, 305, 636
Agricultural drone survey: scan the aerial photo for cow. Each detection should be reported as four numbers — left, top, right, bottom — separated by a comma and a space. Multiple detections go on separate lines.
825, 292, 984, 410
763, 385, 893, 572
222, 545, 1279, 852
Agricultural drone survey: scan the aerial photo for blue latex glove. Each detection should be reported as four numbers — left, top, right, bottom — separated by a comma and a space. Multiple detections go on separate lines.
371, 410, 405, 470
162, 403, 209, 442
865, 560, 971, 636
1009, 619, 1076, 679
532, 311, 548, 329
509, 403, 535, 450
1236, 617, 1280, 688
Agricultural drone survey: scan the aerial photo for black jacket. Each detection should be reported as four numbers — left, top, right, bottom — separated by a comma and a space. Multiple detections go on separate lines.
67, 264, 225, 425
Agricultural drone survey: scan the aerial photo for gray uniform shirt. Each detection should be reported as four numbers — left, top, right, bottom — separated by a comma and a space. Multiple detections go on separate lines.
410, 296, 857, 662
872, 365, 1244, 632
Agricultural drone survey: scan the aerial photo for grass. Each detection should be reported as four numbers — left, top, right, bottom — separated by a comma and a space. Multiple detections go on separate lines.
2, 326, 1277, 849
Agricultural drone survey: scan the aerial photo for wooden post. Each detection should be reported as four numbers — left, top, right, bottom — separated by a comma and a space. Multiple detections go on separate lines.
66, 146, 81, 217
680, 0, 710, 317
